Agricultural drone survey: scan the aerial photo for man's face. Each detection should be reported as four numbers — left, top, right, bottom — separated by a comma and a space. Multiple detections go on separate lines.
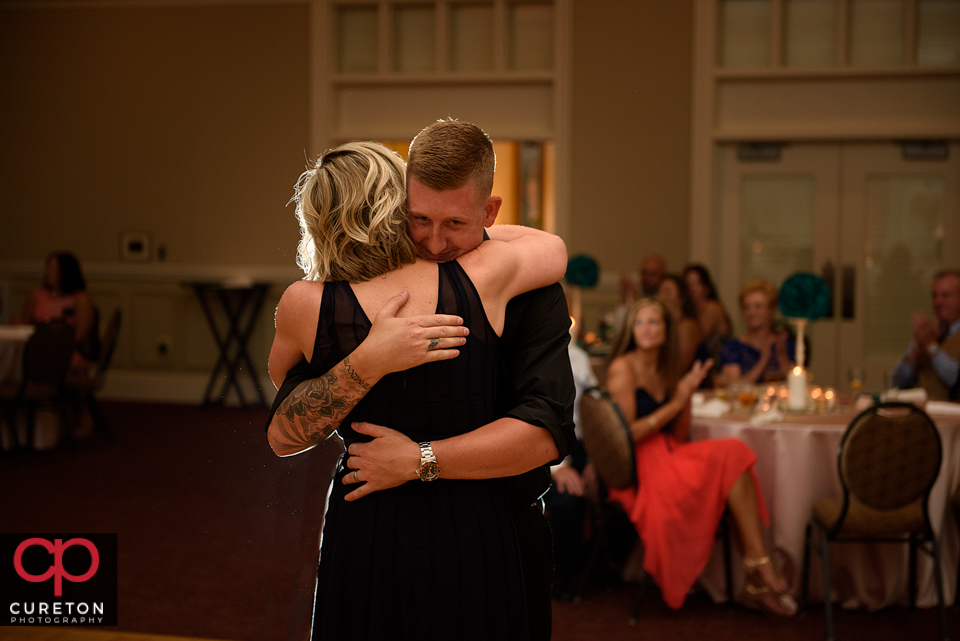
640, 256, 665, 295
406, 177, 500, 262
932, 275, 960, 325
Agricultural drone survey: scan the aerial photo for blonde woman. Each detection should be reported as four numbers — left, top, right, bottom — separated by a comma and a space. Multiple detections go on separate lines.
719, 279, 796, 384
267, 141, 567, 639
605, 298, 796, 616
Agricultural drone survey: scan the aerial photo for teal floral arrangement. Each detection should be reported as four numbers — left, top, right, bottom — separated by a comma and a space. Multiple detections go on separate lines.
565, 254, 600, 289
778, 272, 831, 321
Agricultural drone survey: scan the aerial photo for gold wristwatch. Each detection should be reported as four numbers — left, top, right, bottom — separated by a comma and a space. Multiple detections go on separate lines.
417, 442, 440, 481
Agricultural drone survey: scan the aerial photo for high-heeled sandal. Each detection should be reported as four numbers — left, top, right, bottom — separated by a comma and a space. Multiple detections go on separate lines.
741, 556, 798, 617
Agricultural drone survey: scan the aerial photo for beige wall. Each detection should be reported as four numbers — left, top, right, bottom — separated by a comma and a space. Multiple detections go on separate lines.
570, 0, 693, 277
0, 3, 310, 267
0, 0, 696, 402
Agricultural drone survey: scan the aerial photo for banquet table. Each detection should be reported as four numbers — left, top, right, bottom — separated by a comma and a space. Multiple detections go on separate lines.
0, 323, 61, 451
691, 405, 960, 610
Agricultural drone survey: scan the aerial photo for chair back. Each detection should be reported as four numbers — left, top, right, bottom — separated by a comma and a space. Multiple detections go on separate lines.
94, 309, 122, 388
839, 402, 941, 512
579, 386, 637, 490
22, 321, 75, 389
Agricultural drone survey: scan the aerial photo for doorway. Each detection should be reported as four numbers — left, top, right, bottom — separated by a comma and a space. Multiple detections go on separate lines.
717, 141, 960, 390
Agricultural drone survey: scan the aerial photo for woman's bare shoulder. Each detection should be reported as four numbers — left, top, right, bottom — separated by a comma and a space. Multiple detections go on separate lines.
276, 280, 324, 320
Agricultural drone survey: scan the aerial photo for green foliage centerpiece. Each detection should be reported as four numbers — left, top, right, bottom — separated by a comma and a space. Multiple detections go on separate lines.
779, 272, 831, 409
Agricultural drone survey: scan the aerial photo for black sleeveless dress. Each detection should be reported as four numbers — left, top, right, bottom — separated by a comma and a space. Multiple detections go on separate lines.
307, 261, 529, 640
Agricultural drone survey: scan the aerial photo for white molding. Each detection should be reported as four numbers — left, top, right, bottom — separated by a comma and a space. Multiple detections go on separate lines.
0, 260, 303, 284
331, 71, 556, 84
0, 0, 305, 8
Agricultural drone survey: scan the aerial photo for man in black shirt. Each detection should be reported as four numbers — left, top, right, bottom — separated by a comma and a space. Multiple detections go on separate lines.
266, 120, 575, 640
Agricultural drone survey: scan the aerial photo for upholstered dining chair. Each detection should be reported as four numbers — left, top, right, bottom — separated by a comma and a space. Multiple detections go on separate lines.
577, 386, 734, 623
9, 321, 77, 453
67, 308, 121, 442
800, 401, 949, 641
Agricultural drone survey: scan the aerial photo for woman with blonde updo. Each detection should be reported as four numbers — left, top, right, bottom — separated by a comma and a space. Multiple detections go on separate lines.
267, 140, 567, 639
719, 279, 796, 384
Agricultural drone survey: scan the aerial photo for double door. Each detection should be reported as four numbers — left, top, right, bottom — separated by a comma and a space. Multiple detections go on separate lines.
718, 141, 960, 390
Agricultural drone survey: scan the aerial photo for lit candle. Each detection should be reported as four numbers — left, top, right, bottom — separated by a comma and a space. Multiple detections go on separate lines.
788, 366, 807, 410
824, 388, 836, 410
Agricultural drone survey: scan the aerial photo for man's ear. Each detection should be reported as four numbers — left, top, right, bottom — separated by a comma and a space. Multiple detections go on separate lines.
483, 195, 502, 228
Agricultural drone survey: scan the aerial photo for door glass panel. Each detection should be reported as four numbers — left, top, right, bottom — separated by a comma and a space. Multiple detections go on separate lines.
508, 2, 554, 71
450, 3, 494, 72
394, 4, 435, 73
849, 0, 904, 65
862, 176, 944, 362
917, 0, 960, 64
785, 0, 837, 66
739, 176, 815, 289
720, 0, 772, 67
338, 5, 379, 74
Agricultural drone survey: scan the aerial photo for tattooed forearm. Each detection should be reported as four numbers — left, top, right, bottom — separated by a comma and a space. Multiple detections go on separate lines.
343, 357, 371, 391
268, 356, 371, 456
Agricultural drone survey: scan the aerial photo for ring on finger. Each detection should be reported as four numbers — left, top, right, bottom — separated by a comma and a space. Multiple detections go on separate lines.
428, 337, 440, 351
352, 470, 359, 484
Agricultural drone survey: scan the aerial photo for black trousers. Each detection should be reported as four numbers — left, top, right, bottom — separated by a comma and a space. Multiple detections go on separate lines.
514, 503, 554, 641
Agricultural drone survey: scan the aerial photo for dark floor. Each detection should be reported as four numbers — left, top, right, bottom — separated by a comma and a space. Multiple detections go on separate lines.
2, 401, 957, 641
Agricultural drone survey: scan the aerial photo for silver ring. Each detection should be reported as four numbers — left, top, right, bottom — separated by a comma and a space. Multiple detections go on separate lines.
352, 470, 359, 484
428, 338, 440, 351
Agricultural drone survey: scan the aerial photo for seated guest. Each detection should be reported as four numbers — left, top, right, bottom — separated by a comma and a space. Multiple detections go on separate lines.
683, 264, 731, 384
18, 251, 97, 373
890, 269, 960, 400
616, 253, 668, 331
545, 331, 599, 599
605, 298, 795, 615
639, 253, 667, 297
719, 279, 796, 384
656, 274, 702, 373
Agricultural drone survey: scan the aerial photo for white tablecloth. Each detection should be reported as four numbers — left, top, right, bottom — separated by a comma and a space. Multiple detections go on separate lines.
691, 408, 960, 609
0, 324, 62, 451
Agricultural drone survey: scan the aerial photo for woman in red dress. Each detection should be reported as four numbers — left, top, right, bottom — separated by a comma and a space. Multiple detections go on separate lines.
606, 297, 796, 616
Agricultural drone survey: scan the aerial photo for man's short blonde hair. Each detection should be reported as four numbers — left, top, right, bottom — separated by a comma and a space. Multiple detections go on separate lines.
293, 141, 417, 283
407, 118, 496, 199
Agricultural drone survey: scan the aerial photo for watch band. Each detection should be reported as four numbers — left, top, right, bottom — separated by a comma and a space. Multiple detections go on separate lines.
417, 441, 440, 482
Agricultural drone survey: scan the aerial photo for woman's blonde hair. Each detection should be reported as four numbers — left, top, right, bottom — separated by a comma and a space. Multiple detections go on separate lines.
738, 278, 778, 309
607, 297, 681, 395
293, 141, 418, 282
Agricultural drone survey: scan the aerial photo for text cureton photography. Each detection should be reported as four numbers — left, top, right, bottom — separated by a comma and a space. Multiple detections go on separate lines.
1, 533, 117, 627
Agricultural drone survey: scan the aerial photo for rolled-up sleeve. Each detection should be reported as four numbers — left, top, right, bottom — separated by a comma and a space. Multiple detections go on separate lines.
499, 283, 577, 464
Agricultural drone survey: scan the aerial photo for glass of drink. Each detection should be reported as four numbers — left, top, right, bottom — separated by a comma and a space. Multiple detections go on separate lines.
734, 383, 758, 413
848, 366, 864, 393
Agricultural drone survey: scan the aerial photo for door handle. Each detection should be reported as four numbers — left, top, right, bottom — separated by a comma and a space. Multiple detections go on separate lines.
841, 265, 855, 319
821, 260, 835, 319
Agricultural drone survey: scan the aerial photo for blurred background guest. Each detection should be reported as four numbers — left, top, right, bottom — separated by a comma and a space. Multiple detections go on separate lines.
683, 264, 731, 384
545, 320, 600, 600
604, 298, 795, 616
655, 273, 701, 373
890, 269, 960, 400
617, 253, 668, 333
17, 251, 98, 374
719, 279, 795, 385
639, 253, 667, 297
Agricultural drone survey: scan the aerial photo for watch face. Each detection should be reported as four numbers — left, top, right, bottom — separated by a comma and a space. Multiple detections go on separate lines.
418, 461, 440, 481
